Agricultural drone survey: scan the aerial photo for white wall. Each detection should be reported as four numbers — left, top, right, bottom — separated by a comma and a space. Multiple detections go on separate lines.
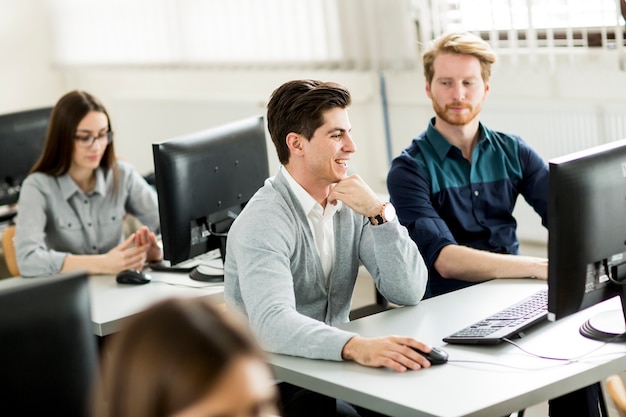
0, 0, 62, 113
3, 0, 626, 245
61, 68, 388, 189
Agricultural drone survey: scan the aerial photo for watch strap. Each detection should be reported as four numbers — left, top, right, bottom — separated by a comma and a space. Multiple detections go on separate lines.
369, 213, 385, 226
369, 203, 390, 226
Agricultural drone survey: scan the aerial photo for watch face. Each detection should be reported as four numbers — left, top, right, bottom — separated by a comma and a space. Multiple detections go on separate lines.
384, 203, 397, 222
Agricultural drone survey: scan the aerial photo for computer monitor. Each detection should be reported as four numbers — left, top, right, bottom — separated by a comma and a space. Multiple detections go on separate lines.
152, 115, 269, 277
547, 138, 626, 342
0, 107, 52, 208
0, 271, 98, 416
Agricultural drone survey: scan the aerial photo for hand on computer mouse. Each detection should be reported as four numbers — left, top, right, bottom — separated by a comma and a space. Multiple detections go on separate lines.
411, 346, 449, 365
342, 336, 437, 372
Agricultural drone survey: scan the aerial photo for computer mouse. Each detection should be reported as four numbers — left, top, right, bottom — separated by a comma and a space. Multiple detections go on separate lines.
116, 269, 151, 285
413, 346, 449, 365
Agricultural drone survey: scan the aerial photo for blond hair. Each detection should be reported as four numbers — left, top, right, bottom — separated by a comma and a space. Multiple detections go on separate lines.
422, 32, 496, 85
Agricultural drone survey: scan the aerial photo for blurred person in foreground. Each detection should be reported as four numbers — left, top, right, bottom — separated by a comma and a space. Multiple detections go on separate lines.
92, 297, 279, 417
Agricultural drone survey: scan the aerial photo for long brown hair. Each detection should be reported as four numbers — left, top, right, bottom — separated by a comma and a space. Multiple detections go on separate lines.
31, 90, 118, 182
92, 298, 270, 417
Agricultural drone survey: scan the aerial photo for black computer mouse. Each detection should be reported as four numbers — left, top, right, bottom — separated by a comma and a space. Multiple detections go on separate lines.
116, 269, 151, 285
413, 346, 449, 365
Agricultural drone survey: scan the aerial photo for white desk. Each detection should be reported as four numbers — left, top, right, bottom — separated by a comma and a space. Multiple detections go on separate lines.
2, 268, 224, 337
90, 269, 224, 336
268, 279, 626, 417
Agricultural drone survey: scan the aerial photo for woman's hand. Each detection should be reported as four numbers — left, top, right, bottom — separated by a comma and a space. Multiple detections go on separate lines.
102, 234, 149, 274
62, 227, 163, 275
134, 226, 163, 262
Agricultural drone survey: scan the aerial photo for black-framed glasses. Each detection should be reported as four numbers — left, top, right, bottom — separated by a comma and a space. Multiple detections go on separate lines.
74, 131, 113, 148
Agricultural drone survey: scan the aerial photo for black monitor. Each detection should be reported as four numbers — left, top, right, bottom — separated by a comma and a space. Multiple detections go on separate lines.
0, 107, 52, 209
0, 271, 98, 416
152, 115, 269, 279
547, 138, 626, 342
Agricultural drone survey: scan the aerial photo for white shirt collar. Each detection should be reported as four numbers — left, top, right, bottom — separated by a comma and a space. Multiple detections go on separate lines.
281, 166, 342, 216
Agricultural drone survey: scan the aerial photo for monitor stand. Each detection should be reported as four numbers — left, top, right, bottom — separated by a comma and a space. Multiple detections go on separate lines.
189, 265, 223, 283
188, 235, 227, 283
579, 285, 626, 342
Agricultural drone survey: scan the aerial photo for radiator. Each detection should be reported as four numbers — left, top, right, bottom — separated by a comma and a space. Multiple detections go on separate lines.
482, 101, 626, 245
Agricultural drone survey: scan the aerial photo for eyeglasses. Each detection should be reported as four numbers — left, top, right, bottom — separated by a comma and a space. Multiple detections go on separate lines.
74, 131, 113, 148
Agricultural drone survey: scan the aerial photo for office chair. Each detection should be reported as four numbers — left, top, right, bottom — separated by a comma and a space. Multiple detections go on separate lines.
605, 375, 626, 417
1, 224, 19, 277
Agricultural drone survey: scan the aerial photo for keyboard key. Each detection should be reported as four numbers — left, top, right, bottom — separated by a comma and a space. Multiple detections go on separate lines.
443, 289, 548, 345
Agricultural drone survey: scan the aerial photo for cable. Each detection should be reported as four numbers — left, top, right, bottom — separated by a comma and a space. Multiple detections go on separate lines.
151, 279, 220, 289
445, 359, 566, 371
442, 334, 625, 371
503, 335, 624, 362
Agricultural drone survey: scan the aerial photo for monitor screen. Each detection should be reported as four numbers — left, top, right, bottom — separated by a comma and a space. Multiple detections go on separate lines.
547, 138, 626, 341
0, 107, 52, 207
0, 271, 97, 416
152, 115, 269, 269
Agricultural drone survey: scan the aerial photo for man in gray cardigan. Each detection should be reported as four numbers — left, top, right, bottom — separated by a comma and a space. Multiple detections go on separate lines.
225, 80, 430, 417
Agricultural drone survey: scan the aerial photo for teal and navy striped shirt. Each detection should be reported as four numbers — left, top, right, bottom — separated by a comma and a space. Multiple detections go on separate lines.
387, 118, 548, 298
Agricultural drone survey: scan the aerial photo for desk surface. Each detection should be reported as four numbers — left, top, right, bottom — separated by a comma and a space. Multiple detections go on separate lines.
90, 269, 224, 336
268, 279, 626, 417
1, 268, 224, 337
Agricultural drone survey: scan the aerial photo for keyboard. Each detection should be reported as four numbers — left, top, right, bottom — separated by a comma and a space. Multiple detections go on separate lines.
443, 288, 548, 345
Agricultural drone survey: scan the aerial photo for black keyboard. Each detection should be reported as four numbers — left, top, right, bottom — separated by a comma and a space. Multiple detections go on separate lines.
443, 288, 548, 345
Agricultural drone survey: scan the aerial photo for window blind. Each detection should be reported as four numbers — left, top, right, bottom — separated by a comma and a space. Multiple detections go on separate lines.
411, 0, 626, 69
46, 0, 419, 71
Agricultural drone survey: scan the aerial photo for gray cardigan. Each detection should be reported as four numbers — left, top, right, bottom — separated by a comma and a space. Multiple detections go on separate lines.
224, 169, 428, 360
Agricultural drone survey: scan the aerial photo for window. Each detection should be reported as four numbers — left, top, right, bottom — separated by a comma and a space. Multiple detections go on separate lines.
46, 0, 419, 70
413, 0, 625, 50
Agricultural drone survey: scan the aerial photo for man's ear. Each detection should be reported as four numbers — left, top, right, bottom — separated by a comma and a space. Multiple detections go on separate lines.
286, 132, 305, 155
425, 80, 433, 99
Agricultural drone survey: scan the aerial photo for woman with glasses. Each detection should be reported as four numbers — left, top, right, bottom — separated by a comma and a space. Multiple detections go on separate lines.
14, 90, 162, 277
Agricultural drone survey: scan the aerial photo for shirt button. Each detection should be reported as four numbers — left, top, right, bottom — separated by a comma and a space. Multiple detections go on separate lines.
92, 246, 97, 250
84, 200, 88, 204
474, 190, 479, 196
88, 222, 92, 227
67, 223, 71, 227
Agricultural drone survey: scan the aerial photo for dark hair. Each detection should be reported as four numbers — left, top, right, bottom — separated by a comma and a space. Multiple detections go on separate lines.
30, 90, 118, 179
92, 298, 265, 417
266, 79, 351, 164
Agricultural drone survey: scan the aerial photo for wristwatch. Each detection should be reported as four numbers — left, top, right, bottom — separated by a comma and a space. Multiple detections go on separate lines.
369, 202, 396, 226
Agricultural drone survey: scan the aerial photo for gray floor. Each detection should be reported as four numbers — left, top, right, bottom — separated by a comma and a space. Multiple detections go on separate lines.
349, 241, 619, 417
